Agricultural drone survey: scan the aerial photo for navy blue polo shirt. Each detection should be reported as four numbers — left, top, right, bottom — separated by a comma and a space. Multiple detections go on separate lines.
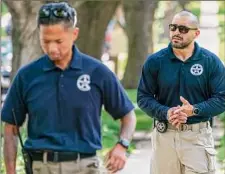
1, 45, 134, 153
137, 42, 225, 124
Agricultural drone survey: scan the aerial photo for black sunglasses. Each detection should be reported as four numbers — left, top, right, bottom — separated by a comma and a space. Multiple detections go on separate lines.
169, 24, 198, 34
39, 2, 76, 24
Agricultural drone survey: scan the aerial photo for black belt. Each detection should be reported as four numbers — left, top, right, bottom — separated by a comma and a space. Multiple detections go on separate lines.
30, 151, 96, 162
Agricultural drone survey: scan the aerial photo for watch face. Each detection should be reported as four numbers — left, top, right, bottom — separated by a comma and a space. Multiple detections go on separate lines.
194, 108, 199, 115
120, 139, 130, 148
122, 139, 130, 146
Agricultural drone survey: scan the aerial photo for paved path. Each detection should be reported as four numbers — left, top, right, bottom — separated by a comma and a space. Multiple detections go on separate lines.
118, 140, 151, 174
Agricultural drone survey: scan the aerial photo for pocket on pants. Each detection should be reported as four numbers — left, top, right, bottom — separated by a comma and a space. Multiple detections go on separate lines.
205, 147, 217, 172
81, 156, 109, 173
80, 156, 100, 169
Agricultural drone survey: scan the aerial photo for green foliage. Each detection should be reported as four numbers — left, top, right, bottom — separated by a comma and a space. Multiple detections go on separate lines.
1, 2, 8, 15
101, 111, 120, 155
1, 2, 8, 37
125, 89, 136, 103
117, 53, 128, 80
1, 28, 6, 37
135, 109, 152, 131
219, 40, 225, 62
185, 1, 201, 17
0, 122, 28, 174
101, 89, 153, 155
125, 89, 153, 130
218, 1, 225, 15
217, 135, 225, 162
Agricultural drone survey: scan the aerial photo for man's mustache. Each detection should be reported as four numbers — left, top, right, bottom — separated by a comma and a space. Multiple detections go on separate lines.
172, 35, 183, 40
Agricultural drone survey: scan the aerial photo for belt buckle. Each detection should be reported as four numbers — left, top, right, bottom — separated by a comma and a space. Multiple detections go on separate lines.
53, 152, 59, 162
180, 124, 189, 131
156, 121, 168, 133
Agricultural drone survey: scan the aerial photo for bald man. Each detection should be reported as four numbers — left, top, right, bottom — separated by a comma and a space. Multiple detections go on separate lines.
137, 10, 225, 174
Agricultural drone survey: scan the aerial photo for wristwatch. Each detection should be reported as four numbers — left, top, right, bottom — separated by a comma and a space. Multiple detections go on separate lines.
117, 138, 130, 149
192, 107, 200, 115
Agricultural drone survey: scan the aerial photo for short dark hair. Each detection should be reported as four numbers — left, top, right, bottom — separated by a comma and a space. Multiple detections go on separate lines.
37, 2, 77, 28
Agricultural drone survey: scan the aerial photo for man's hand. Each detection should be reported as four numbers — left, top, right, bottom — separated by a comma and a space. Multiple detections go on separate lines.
104, 143, 127, 173
168, 96, 194, 128
168, 106, 188, 128
170, 111, 188, 128
167, 106, 180, 123
174, 96, 194, 117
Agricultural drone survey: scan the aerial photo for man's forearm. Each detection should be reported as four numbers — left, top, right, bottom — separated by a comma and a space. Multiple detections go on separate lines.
119, 110, 136, 141
194, 96, 225, 117
4, 124, 18, 174
137, 94, 170, 120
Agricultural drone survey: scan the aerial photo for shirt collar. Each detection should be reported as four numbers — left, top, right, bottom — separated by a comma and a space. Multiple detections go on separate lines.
70, 45, 83, 70
168, 42, 201, 61
43, 45, 83, 71
42, 55, 56, 71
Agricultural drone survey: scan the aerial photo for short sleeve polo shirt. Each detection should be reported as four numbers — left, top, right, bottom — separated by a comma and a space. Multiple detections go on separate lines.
1, 45, 134, 153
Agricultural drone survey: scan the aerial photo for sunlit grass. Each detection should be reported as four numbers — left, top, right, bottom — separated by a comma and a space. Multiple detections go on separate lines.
101, 89, 153, 155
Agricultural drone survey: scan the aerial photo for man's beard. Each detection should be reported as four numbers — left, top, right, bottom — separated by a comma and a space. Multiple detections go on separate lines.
171, 38, 193, 49
170, 34, 193, 49
172, 41, 192, 49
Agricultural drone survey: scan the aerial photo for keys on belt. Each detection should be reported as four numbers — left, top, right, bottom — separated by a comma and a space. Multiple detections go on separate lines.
155, 121, 209, 133
30, 151, 96, 162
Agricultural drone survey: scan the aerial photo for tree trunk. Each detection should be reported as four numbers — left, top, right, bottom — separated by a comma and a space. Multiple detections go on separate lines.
160, 1, 190, 41
122, 0, 158, 89
160, 1, 179, 40
4, 0, 119, 79
75, 1, 120, 59
148, 2, 158, 55
3, 0, 44, 80
178, 0, 189, 10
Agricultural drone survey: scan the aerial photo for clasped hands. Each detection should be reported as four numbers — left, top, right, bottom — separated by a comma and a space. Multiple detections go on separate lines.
167, 96, 194, 128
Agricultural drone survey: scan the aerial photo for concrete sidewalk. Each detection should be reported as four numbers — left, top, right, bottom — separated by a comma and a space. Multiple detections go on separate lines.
118, 140, 151, 174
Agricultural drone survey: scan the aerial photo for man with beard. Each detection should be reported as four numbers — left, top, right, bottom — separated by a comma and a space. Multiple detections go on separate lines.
137, 11, 225, 174
2, 2, 136, 174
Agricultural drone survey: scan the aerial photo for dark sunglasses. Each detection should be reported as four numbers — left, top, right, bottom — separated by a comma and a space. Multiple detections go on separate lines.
39, 3, 75, 23
169, 24, 198, 34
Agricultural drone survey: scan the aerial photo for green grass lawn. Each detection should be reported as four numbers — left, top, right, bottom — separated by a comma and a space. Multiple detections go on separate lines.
124, 89, 153, 131
217, 136, 225, 162
101, 89, 153, 154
